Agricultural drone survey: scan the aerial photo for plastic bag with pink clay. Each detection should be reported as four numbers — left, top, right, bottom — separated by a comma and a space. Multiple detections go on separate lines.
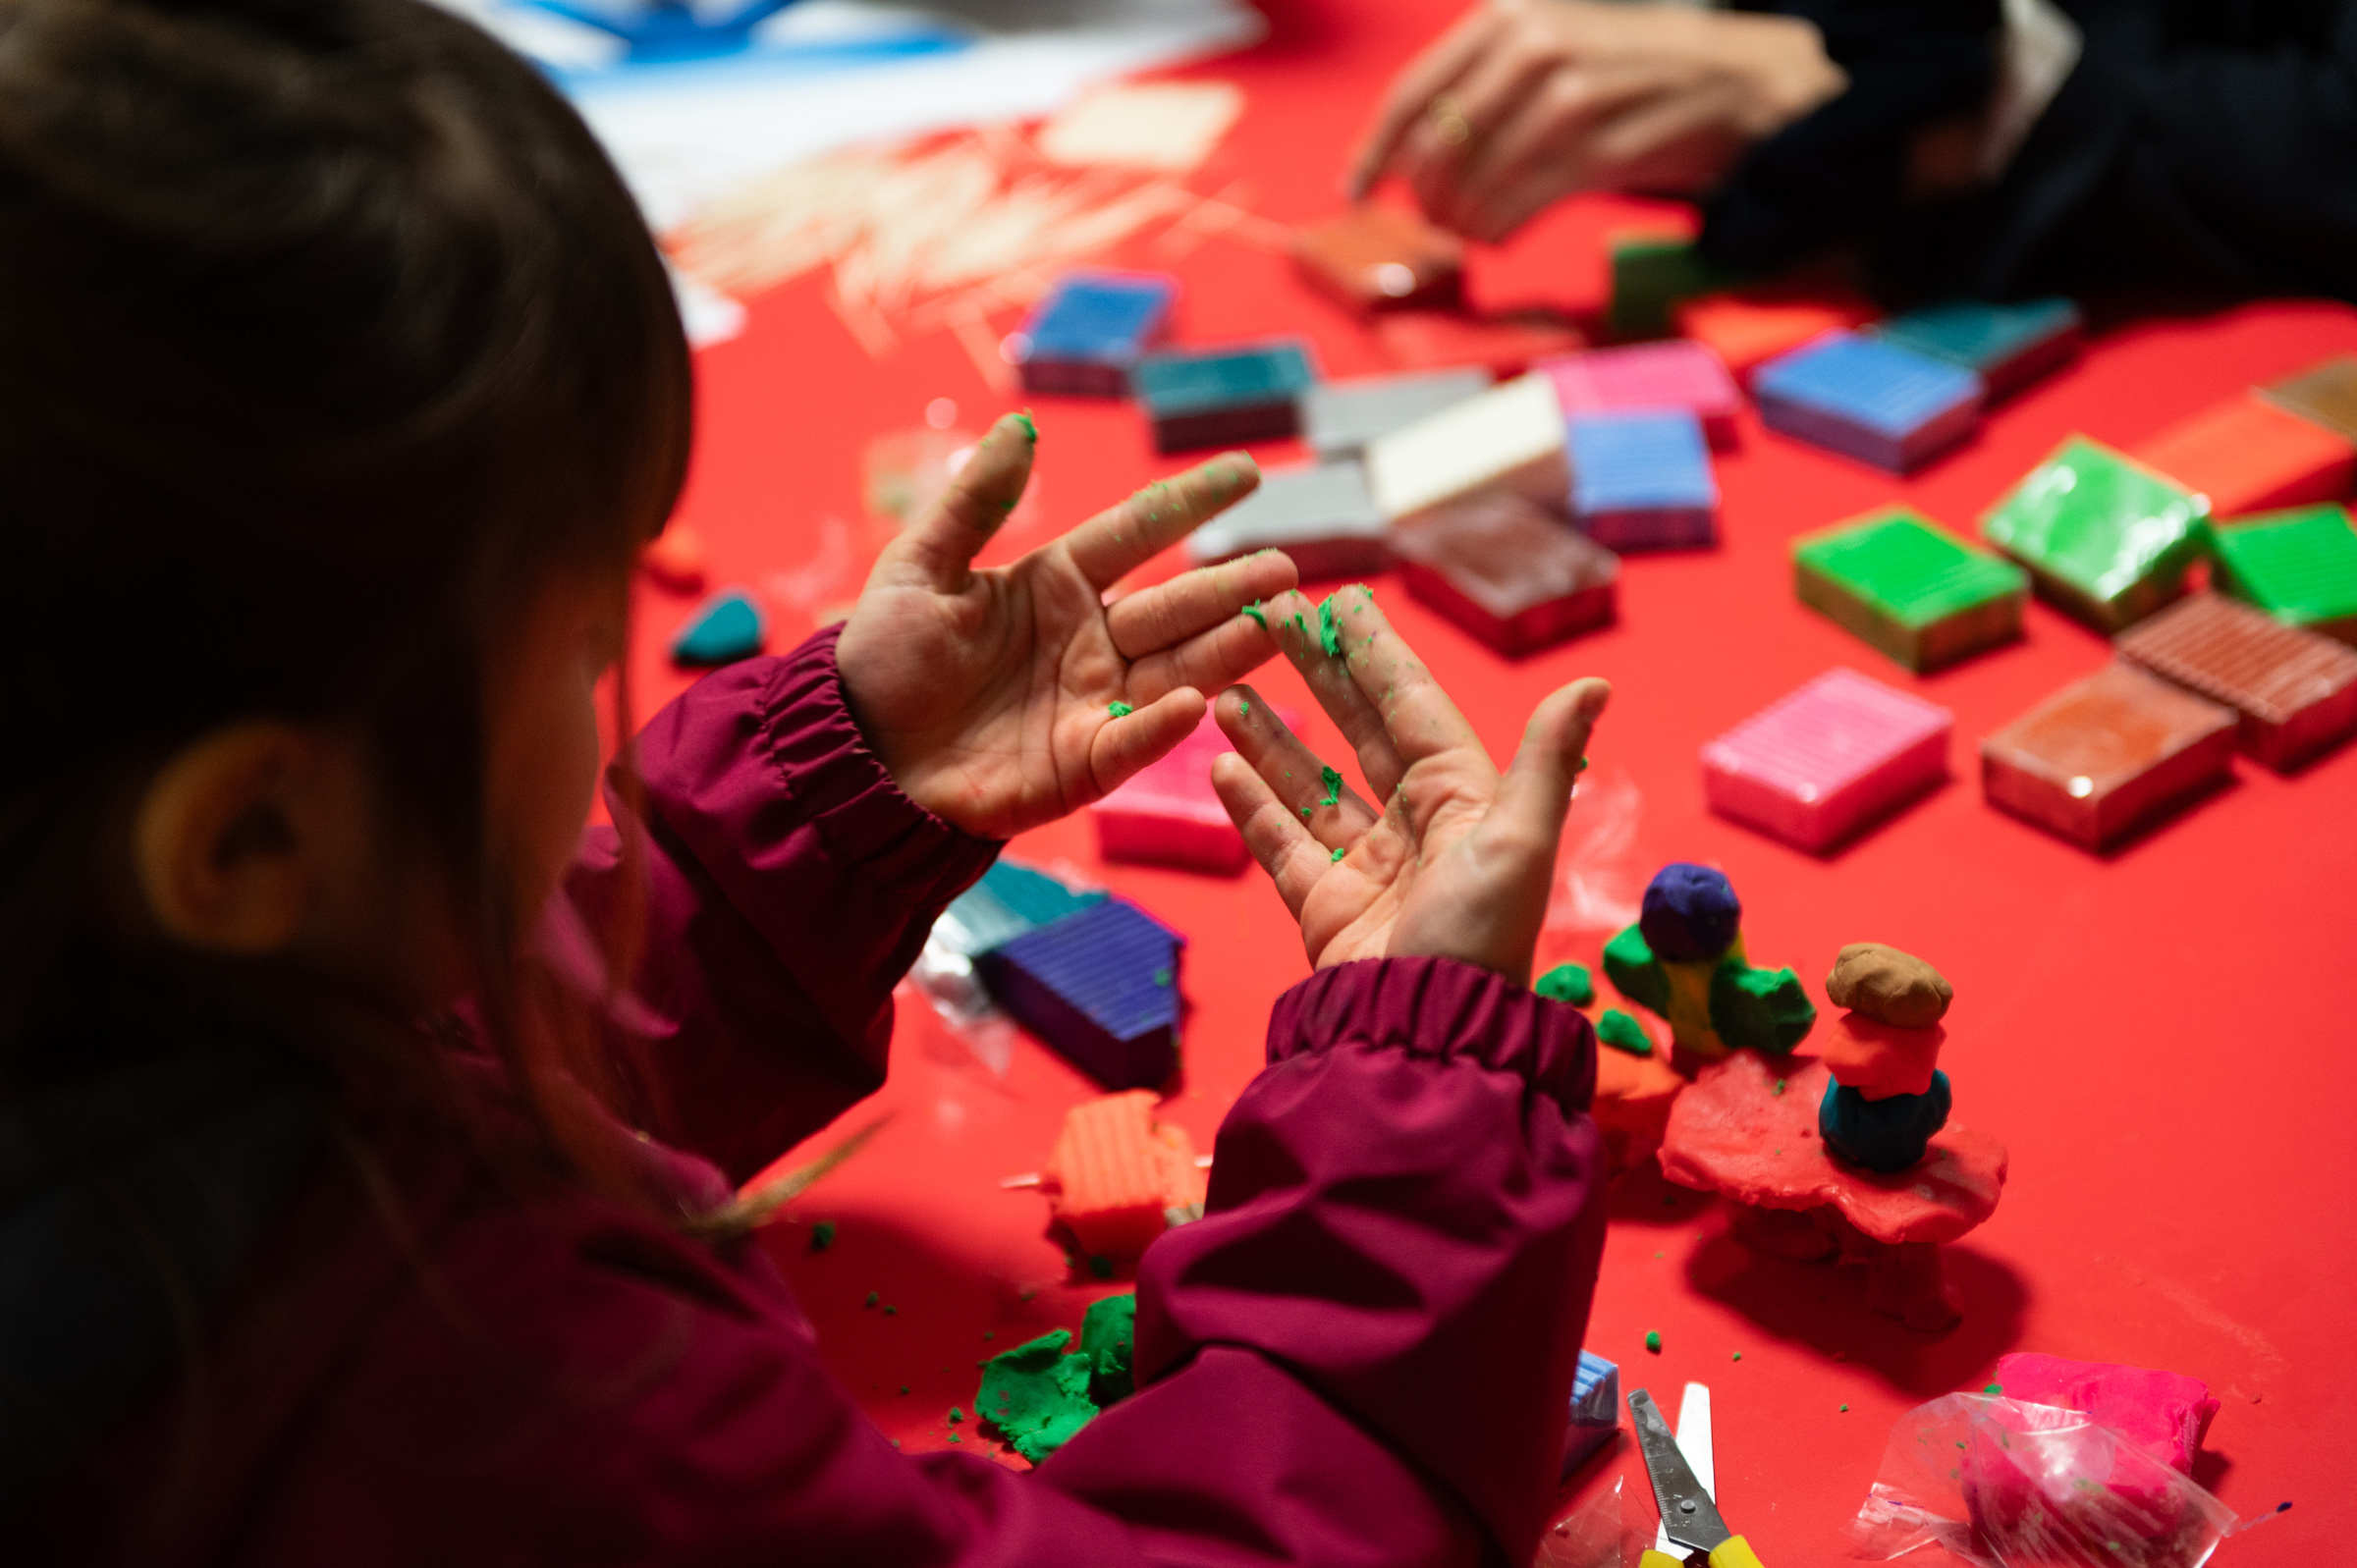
1846, 1392, 2277, 1567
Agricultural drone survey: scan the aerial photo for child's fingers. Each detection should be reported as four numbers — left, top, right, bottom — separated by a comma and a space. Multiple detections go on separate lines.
1064, 454, 1260, 592
1125, 612, 1287, 708
1211, 752, 1345, 919
1321, 583, 1493, 779
1213, 682, 1381, 849
1258, 587, 1410, 802
1086, 686, 1206, 799
887, 413, 1035, 591
1487, 677, 1612, 862
1104, 549, 1296, 661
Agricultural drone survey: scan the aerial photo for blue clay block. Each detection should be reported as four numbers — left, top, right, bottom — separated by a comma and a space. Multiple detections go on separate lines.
1638, 863, 1740, 961
1753, 331, 1983, 473
670, 589, 765, 668
1820, 1070, 1952, 1172
1014, 272, 1176, 396
978, 898, 1185, 1090
936, 860, 1107, 957
1869, 297, 2080, 399
1562, 1348, 1620, 1478
1568, 409, 1720, 552
1133, 341, 1317, 453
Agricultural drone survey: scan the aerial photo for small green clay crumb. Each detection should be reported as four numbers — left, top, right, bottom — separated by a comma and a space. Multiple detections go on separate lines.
1985, 1383, 2003, 1394
1300, 806, 1312, 820
1654, 1251, 1665, 1260
883, 1306, 899, 1317
810, 1219, 837, 1252
1330, 846, 1344, 862
1108, 701, 1134, 718
1242, 601, 1267, 629
1019, 1288, 1036, 1303
1239, 698, 1251, 717
1645, 1331, 1662, 1353
1013, 410, 1037, 443
1840, 1404, 1850, 1413
1320, 766, 1342, 806
1152, 967, 1173, 987
1597, 1008, 1654, 1057
1318, 597, 1344, 658
900, 1384, 908, 1394
948, 1407, 963, 1424
1731, 1352, 1743, 1362
947, 1433, 960, 1443
891, 1437, 902, 1448
865, 1291, 879, 1308
1774, 1078, 1787, 1096
983, 1331, 995, 1341
1088, 1256, 1115, 1279
1573, 754, 1589, 776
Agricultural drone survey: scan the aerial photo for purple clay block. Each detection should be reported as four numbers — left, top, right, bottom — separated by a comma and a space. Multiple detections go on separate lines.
977, 898, 1185, 1090
1562, 1349, 1620, 1479
1753, 331, 1984, 474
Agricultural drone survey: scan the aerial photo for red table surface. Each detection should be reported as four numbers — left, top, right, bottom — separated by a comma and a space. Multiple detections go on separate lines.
626, 2, 2352, 1558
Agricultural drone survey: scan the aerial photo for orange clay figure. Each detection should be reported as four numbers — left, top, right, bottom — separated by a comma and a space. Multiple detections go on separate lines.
1817, 944, 1953, 1170
1040, 1091, 1207, 1262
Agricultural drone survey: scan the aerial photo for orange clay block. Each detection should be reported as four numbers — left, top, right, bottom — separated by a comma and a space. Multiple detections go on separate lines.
2129, 392, 2357, 518
1043, 1091, 1205, 1260
640, 521, 708, 593
1672, 284, 1879, 384
1818, 1014, 1946, 1102
1592, 1041, 1688, 1175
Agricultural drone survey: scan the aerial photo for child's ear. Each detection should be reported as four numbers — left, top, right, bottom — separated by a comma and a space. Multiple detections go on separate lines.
133, 721, 344, 955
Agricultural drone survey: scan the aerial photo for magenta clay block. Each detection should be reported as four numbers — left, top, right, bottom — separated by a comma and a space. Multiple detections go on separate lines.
1980, 662, 2237, 850
1541, 341, 1741, 448
1091, 713, 1247, 873
1988, 1353, 2219, 1478
1700, 668, 1951, 850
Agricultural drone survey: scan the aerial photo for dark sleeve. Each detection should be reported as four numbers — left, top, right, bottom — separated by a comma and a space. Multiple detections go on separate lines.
1700, 0, 2002, 272
564, 624, 1000, 1184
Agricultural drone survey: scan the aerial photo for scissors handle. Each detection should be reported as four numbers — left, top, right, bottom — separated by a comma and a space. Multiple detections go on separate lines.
1640, 1539, 1765, 1568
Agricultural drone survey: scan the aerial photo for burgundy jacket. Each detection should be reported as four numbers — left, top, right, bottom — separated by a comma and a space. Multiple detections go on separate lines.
21, 628, 1607, 1567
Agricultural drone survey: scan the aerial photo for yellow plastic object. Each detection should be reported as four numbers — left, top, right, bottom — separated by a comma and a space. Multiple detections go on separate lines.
1639, 1552, 1687, 1568
1708, 1535, 1766, 1568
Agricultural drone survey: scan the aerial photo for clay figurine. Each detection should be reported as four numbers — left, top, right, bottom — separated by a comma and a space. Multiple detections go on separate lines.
1818, 943, 1952, 1171
1601, 864, 1815, 1069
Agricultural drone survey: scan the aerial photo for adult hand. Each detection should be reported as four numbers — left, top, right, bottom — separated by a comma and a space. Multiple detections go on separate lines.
836, 413, 1295, 839
1211, 585, 1609, 988
1345, 0, 1846, 243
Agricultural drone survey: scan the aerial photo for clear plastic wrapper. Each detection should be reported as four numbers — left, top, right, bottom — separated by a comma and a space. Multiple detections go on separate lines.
1849, 1393, 2248, 1567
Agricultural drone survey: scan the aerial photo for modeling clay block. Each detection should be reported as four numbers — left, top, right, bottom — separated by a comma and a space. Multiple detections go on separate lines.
1672, 282, 1880, 384
1010, 271, 1177, 396
1363, 372, 1569, 524
1565, 408, 1719, 551
1372, 308, 1587, 377
2130, 391, 2357, 517
1543, 341, 1742, 447
977, 898, 1185, 1089
1392, 491, 1617, 656
1820, 1013, 1946, 1100
1534, 962, 1596, 1007
1091, 711, 1249, 871
1562, 1350, 1620, 1478
1301, 367, 1490, 458
2206, 503, 2357, 643
639, 520, 707, 592
1042, 1090, 1205, 1259
2113, 591, 2357, 771
934, 859, 1106, 957
1701, 668, 1952, 851
1987, 1354, 2219, 1478
1979, 662, 2237, 851
1868, 297, 2082, 402
1753, 331, 1983, 473
2258, 353, 2357, 442
670, 588, 766, 668
1180, 458, 1388, 583
1133, 340, 1317, 454
1980, 436, 2210, 631
1292, 205, 1465, 314
1821, 1071, 1951, 1171
1607, 231, 1745, 339
1793, 509, 2028, 673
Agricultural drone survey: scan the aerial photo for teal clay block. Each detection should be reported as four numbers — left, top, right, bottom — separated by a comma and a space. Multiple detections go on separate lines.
1869, 297, 2082, 401
2207, 504, 2357, 645
1793, 509, 2028, 672
1980, 437, 2210, 632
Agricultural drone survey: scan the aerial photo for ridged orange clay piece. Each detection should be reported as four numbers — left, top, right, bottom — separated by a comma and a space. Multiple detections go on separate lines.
1043, 1092, 1205, 1260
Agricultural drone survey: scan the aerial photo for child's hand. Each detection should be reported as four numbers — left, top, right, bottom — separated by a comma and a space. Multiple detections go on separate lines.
836, 414, 1295, 839
1210, 585, 1608, 988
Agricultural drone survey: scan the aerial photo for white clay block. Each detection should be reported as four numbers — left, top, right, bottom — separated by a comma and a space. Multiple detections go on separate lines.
1363, 372, 1569, 524
1184, 458, 1389, 580
1301, 367, 1491, 457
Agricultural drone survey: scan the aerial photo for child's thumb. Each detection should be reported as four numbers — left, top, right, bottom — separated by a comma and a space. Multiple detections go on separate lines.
1491, 677, 1611, 852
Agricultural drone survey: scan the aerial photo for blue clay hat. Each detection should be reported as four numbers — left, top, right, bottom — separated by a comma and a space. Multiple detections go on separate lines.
1638, 863, 1740, 960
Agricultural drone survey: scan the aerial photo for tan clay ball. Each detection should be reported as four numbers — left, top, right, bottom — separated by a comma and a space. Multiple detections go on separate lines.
1825, 943, 1952, 1028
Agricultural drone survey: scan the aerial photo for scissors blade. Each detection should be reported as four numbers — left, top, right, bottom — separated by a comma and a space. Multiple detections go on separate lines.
1628, 1388, 1732, 1554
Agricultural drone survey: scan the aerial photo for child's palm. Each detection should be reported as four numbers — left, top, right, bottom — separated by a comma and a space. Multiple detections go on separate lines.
837, 417, 1294, 840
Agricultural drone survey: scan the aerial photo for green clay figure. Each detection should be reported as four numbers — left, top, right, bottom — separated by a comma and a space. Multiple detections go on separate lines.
1601, 863, 1814, 1065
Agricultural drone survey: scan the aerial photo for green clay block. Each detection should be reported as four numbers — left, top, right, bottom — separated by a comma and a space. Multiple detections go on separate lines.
1318, 596, 1344, 658
2208, 504, 2357, 642
1108, 701, 1134, 718
1793, 509, 2028, 673
1081, 1293, 1137, 1405
1534, 962, 1596, 1007
809, 1219, 837, 1252
1980, 437, 2210, 632
1707, 959, 1817, 1054
976, 1330, 1097, 1464
1602, 924, 1671, 1015
1320, 766, 1343, 806
1596, 1008, 1653, 1056
1242, 600, 1268, 629
1644, 1330, 1663, 1352
1609, 236, 1746, 339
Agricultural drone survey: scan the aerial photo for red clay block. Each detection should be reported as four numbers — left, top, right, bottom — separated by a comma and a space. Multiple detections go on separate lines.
1699, 668, 1951, 851
2113, 591, 2357, 771
1672, 283, 1879, 384
1980, 662, 2237, 850
1988, 1353, 2219, 1478
1393, 492, 1617, 657
1541, 340, 1741, 448
2129, 391, 2356, 517
1372, 308, 1586, 378
1292, 206, 1464, 314
1042, 1091, 1205, 1260
1091, 712, 1248, 873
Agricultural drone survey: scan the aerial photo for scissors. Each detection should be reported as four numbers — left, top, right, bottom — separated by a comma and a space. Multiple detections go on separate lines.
1630, 1386, 1767, 1568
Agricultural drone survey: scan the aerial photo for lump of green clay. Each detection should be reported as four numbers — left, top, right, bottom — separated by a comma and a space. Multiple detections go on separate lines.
1596, 1008, 1653, 1056
1330, 845, 1345, 862
976, 1330, 1096, 1463
1601, 925, 1671, 1015
809, 1219, 837, 1252
1320, 766, 1343, 806
1108, 701, 1134, 718
1318, 596, 1345, 658
1534, 963, 1596, 1008
1708, 960, 1817, 1053
1081, 1294, 1136, 1405
1242, 601, 1267, 630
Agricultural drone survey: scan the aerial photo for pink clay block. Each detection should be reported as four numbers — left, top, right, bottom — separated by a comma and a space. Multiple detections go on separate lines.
1091, 713, 1247, 873
1541, 341, 1742, 448
1701, 668, 1952, 850
1990, 1353, 2219, 1478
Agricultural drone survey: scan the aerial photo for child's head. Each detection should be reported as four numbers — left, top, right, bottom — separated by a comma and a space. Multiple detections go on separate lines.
0, 0, 690, 1053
